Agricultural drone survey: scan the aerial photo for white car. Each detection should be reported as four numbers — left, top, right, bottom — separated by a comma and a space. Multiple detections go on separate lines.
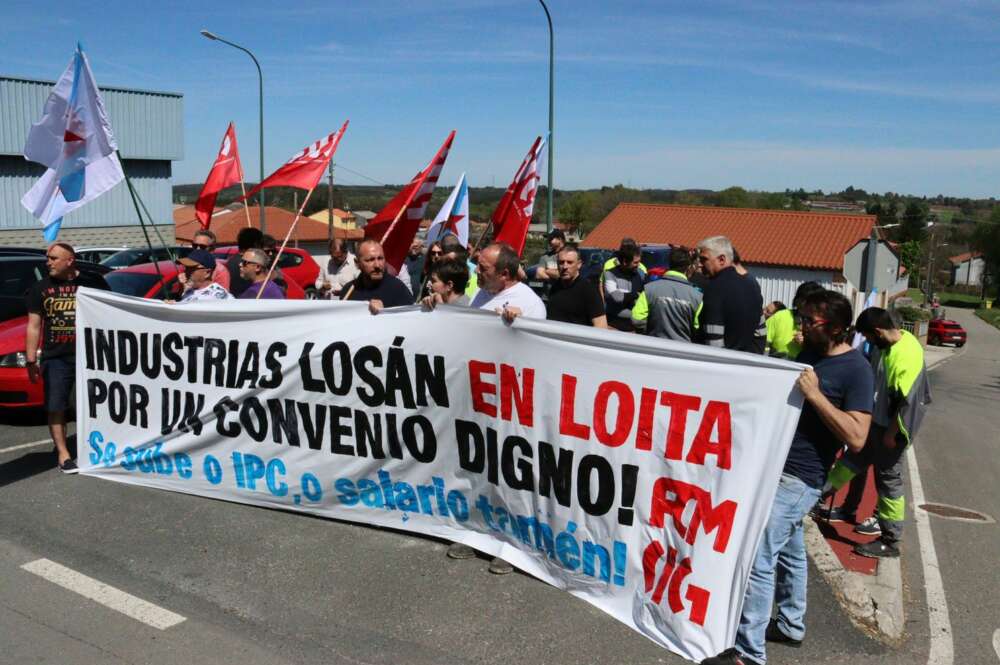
76, 246, 128, 264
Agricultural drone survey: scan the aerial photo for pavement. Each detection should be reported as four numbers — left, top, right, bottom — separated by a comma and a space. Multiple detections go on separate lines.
1, 309, 997, 665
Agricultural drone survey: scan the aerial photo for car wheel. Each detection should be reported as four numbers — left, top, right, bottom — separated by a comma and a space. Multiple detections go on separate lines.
305, 287, 320, 300
956, 342, 965, 348
927, 335, 938, 346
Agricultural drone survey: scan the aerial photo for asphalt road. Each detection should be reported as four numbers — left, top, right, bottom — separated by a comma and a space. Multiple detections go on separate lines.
1, 312, 997, 665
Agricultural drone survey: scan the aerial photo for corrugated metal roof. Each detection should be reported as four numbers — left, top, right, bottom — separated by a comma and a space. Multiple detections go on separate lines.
583, 203, 876, 271
0, 76, 183, 160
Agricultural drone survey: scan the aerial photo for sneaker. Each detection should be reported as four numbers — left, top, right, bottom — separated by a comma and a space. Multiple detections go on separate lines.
700, 648, 762, 665
853, 516, 882, 536
488, 557, 514, 575
811, 504, 856, 523
58, 459, 78, 474
765, 619, 803, 647
446, 543, 476, 560
854, 538, 900, 559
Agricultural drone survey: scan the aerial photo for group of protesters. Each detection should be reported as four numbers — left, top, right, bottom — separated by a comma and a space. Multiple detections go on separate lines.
24, 228, 929, 664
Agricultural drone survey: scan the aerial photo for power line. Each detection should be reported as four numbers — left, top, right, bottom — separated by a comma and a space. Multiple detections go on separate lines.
336, 164, 386, 186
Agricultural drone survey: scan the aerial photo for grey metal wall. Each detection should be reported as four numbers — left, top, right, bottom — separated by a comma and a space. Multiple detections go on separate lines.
0, 156, 172, 229
0, 76, 183, 160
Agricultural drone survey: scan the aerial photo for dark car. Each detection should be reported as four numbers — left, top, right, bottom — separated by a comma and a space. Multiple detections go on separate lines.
0, 254, 110, 322
927, 318, 967, 347
101, 246, 194, 270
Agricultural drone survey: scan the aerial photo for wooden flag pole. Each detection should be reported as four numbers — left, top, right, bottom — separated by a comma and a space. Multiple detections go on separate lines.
238, 163, 253, 228
256, 187, 315, 299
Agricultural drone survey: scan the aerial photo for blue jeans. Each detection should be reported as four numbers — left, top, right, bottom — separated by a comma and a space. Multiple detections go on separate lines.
735, 473, 822, 664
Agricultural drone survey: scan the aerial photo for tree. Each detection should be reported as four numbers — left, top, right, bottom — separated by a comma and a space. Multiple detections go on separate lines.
971, 208, 1000, 296
558, 192, 597, 234
900, 201, 928, 242
897, 240, 923, 287
717, 186, 751, 208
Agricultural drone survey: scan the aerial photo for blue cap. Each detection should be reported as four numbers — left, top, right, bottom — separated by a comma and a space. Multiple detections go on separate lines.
178, 249, 216, 269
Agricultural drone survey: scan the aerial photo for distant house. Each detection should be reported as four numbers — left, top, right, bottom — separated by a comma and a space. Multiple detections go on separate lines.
308, 208, 358, 229
175, 204, 362, 258
352, 210, 376, 228
949, 251, 985, 286
584, 203, 907, 314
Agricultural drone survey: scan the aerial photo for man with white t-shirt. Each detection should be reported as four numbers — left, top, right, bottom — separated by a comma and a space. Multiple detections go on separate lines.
470, 242, 545, 322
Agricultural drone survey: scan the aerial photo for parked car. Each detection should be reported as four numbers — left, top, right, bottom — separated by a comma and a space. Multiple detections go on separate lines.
77, 246, 128, 264
1, 260, 304, 410
927, 318, 967, 347
213, 245, 320, 296
101, 246, 194, 270
0, 257, 110, 410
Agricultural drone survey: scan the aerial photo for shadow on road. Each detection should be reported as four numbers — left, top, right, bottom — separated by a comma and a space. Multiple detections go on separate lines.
0, 409, 47, 427
0, 451, 55, 488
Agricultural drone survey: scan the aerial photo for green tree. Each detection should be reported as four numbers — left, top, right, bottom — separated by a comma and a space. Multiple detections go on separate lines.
717, 186, 751, 208
897, 240, 923, 287
558, 192, 598, 234
971, 208, 1000, 296
900, 201, 928, 242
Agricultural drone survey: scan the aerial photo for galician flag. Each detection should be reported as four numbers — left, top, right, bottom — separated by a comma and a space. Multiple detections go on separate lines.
426, 172, 469, 246
21, 44, 124, 241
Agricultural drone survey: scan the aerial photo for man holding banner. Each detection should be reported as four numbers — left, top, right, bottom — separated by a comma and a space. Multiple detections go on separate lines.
703, 290, 873, 665
341, 239, 413, 312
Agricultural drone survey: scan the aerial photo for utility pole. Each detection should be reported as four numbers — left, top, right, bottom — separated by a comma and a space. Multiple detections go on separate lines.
328, 160, 335, 246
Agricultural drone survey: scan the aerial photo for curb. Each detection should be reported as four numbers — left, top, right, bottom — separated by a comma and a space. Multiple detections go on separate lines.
805, 519, 904, 644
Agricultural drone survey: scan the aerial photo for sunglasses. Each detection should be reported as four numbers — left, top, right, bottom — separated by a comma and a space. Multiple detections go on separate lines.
183, 265, 209, 272
800, 315, 829, 328
192, 243, 212, 250
240, 260, 264, 267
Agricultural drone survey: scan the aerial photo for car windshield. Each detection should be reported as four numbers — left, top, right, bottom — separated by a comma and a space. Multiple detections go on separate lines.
102, 249, 145, 268
105, 271, 160, 297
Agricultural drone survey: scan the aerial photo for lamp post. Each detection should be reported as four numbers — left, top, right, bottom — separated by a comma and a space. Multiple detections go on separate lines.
201, 29, 266, 234
537, 0, 554, 234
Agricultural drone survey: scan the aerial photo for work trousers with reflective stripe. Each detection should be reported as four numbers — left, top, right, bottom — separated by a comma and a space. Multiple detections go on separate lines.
831, 426, 907, 545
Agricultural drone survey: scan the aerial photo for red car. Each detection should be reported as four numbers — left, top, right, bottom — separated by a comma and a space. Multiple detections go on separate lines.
213, 246, 320, 296
927, 318, 967, 347
0, 262, 304, 409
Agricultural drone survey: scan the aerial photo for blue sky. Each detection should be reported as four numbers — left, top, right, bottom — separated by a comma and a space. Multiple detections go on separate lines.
5, 0, 1000, 197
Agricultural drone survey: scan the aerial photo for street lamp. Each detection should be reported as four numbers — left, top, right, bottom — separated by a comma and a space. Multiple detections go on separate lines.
537, 0, 554, 234
200, 29, 266, 233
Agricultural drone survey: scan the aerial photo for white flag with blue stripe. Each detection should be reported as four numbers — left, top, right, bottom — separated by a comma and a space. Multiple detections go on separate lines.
21, 44, 123, 241
426, 172, 469, 246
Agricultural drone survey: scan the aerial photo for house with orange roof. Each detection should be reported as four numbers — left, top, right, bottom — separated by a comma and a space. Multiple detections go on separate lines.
948, 251, 984, 287
584, 203, 907, 313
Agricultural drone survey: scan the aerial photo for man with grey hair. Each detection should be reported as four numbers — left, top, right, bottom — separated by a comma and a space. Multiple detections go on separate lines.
238, 248, 285, 299
696, 235, 765, 353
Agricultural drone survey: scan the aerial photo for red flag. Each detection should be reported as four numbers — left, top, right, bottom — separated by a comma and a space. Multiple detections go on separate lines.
241, 121, 349, 200
492, 136, 545, 256
195, 123, 243, 229
364, 130, 455, 271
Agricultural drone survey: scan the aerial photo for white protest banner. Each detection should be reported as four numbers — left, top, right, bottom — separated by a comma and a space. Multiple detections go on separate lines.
75, 288, 804, 662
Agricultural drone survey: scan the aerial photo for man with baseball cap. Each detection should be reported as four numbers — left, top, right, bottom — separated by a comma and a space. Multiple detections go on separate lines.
177, 249, 232, 303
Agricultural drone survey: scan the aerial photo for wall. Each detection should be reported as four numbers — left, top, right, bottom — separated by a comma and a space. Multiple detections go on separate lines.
746, 265, 839, 308
952, 257, 985, 286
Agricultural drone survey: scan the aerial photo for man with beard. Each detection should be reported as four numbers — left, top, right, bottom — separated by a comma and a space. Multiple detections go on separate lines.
603, 242, 644, 331
546, 245, 607, 327
703, 290, 873, 665
341, 238, 413, 313
815, 307, 930, 559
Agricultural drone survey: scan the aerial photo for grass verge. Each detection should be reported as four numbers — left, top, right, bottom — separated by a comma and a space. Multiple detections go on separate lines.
976, 308, 1000, 330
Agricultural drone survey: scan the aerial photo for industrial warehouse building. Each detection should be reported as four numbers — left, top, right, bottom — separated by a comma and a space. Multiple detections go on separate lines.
0, 75, 182, 247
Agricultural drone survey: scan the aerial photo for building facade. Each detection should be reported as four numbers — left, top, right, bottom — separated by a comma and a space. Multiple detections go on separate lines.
0, 75, 182, 248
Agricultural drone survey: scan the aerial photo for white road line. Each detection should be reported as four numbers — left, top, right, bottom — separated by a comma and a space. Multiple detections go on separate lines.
20, 559, 186, 630
0, 439, 52, 454
906, 445, 954, 665
993, 628, 1000, 661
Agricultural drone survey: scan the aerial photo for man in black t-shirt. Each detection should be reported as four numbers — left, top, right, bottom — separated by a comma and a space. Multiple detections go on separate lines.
25, 242, 111, 473
547, 245, 607, 327
341, 239, 414, 312
703, 291, 873, 665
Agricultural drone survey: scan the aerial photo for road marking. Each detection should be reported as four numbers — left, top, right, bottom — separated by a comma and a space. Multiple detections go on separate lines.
0, 439, 52, 455
993, 628, 1000, 661
20, 559, 186, 630
906, 446, 954, 665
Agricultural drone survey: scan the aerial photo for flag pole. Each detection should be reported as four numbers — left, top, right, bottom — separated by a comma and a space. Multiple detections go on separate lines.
414, 203, 458, 304
116, 150, 167, 299
256, 187, 315, 299
237, 159, 253, 228
131, 184, 174, 258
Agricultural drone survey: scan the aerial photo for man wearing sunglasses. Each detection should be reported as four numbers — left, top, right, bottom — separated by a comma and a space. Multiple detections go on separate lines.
180, 229, 229, 292
238, 248, 285, 300
177, 249, 232, 303
704, 290, 873, 665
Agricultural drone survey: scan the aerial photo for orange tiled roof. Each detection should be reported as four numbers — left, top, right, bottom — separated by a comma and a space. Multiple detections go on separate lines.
584, 203, 877, 271
176, 206, 363, 244
948, 251, 982, 265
